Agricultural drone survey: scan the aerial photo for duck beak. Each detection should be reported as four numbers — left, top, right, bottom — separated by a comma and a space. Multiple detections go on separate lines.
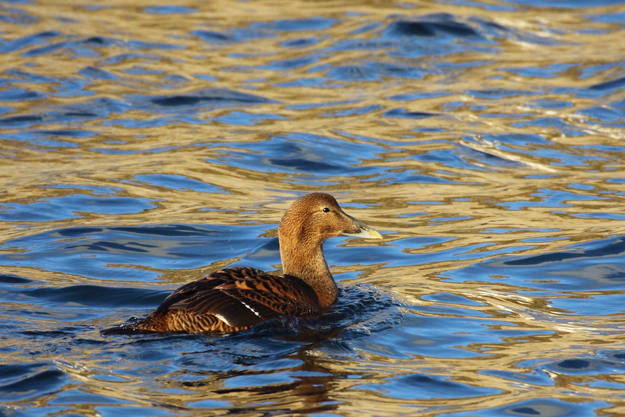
343, 214, 383, 240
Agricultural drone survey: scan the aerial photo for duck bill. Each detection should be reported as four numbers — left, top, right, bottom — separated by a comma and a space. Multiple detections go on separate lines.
343, 214, 383, 240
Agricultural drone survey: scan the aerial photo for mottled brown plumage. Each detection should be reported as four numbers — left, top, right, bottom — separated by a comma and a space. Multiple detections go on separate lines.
102, 193, 382, 335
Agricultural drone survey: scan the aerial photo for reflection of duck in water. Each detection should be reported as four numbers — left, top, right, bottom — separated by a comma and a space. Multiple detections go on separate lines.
103, 193, 382, 335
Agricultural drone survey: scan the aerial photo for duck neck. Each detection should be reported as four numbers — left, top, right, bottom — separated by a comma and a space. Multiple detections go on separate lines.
279, 238, 338, 308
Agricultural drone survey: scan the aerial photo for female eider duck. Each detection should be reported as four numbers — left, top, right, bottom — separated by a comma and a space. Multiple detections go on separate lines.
102, 193, 382, 335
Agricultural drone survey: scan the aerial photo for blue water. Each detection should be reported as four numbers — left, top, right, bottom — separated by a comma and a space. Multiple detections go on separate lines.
1, 1, 625, 416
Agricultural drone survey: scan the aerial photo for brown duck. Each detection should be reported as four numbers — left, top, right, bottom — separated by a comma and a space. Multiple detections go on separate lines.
102, 193, 382, 335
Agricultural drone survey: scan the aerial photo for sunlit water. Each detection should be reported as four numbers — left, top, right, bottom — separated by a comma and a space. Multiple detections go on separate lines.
1, 0, 625, 415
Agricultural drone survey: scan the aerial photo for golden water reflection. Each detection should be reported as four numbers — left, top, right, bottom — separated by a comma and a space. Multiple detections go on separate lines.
1, 0, 625, 415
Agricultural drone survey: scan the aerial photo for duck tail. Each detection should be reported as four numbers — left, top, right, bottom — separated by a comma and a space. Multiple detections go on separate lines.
101, 323, 158, 336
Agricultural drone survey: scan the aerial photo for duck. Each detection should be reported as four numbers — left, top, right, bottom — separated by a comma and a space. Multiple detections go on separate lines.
102, 192, 382, 335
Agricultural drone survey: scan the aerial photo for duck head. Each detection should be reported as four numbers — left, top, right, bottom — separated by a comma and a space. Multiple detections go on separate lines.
278, 192, 382, 307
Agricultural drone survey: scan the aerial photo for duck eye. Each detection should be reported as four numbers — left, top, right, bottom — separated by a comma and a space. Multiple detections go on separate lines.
322, 207, 330, 213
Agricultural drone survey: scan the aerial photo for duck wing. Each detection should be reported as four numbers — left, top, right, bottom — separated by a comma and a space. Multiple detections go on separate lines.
146, 267, 320, 331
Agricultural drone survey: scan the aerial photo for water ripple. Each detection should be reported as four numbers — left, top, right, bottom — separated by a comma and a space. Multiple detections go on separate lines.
1, 1, 625, 415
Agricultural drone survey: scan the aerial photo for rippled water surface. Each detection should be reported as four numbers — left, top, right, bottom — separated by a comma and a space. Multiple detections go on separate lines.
2, 0, 625, 415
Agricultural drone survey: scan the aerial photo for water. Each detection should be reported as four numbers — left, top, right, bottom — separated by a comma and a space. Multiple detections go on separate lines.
1, 0, 625, 415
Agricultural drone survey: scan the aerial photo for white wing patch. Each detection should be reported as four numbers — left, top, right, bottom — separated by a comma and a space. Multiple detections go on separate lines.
213, 313, 232, 327
239, 299, 262, 318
